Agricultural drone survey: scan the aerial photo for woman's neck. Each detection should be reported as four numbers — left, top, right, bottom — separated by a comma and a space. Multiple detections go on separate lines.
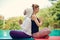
33, 11, 36, 15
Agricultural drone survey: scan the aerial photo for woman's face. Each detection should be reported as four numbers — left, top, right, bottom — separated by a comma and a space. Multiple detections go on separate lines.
34, 7, 39, 14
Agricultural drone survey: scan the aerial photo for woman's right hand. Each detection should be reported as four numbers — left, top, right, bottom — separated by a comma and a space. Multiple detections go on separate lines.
31, 14, 37, 21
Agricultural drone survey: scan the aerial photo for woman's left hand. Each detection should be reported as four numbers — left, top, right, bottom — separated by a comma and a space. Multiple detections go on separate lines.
31, 14, 37, 21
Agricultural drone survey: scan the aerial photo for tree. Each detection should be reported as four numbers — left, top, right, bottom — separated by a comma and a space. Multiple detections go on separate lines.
37, 0, 60, 29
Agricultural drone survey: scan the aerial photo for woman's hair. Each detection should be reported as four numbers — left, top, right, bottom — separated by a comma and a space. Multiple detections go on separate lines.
32, 4, 39, 10
19, 19, 22, 24
24, 8, 33, 18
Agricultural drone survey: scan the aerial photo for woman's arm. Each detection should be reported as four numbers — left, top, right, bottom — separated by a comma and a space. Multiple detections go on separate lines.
38, 17, 43, 26
34, 18, 43, 27
31, 15, 43, 27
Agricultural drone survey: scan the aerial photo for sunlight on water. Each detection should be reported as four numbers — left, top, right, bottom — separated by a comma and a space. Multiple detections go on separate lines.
4, 31, 7, 36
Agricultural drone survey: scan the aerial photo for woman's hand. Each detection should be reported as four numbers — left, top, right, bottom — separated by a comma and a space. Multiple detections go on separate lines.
34, 16, 43, 27
31, 14, 37, 21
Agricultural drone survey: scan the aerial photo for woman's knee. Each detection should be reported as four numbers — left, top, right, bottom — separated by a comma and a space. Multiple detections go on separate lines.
44, 28, 51, 33
46, 28, 51, 34
10, 31, 15, 38
10, 31, 18, 36
41, 28, 51, 36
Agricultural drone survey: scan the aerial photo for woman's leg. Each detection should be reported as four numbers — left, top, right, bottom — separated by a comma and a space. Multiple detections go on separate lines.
32, 28, 50, 39
10, 30, 31, 39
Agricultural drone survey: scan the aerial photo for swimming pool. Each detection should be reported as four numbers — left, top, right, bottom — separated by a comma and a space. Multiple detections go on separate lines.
0, 30, 60, 39
0, 30, 11, 39
49, 30, 60, 36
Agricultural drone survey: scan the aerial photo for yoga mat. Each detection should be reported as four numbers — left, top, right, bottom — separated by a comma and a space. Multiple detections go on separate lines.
34, 36, 60, 40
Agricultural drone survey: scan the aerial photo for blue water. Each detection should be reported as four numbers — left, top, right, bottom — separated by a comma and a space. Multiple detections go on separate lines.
0, 30, 60, 39
0, 30, 11, 39
49, 30, 60, 36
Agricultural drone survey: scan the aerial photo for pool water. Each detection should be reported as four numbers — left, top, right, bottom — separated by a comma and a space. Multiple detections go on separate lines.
49, 30, 60, 36
0, 30, 11, 39
0, 30, 60, 39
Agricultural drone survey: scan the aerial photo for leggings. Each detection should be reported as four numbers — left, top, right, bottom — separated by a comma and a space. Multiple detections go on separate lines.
10, 30, 31, 39
32, 28, 50, 39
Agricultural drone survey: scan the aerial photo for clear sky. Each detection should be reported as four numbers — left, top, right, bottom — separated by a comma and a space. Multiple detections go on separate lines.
0, 0, 52, 19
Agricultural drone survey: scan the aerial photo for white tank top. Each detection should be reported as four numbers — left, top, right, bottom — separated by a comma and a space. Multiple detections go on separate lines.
21, 17, 31, 36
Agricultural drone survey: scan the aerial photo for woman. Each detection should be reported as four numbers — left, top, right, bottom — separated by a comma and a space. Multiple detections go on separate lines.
31, 4, 50, 39
10, 8, 33, 39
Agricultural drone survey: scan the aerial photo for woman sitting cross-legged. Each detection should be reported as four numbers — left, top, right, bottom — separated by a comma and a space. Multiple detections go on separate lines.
31, 4, 50, 39
10, 7, 33, 39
